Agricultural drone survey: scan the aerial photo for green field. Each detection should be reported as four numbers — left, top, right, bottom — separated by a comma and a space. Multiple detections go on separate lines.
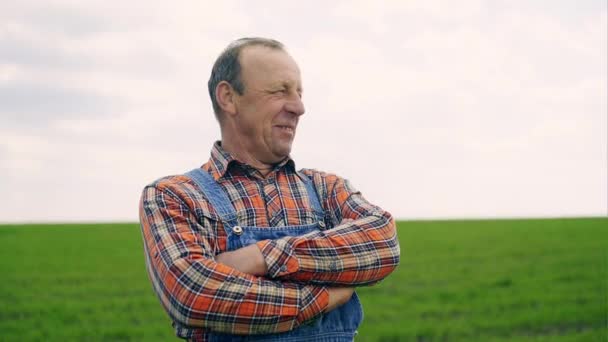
1, 218, 606, 341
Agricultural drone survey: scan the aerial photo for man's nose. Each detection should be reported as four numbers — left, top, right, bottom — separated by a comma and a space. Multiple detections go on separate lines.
285, 93, 305, 116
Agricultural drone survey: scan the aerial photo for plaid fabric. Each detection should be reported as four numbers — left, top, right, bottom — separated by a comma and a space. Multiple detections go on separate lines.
139, 142, 400, 340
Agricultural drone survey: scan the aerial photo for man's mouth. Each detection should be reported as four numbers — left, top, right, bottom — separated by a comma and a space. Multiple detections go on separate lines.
276, 125, 295, 134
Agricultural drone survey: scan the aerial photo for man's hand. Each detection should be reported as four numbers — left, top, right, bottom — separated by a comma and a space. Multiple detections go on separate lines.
215, 244, 268, 276
325, 287, 355, 313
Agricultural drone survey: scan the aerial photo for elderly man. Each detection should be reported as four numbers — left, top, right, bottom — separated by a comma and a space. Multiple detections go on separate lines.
139, 37, 400, 341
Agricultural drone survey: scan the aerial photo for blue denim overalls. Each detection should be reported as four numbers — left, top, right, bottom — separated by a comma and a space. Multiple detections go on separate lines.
185, 168, 363, 341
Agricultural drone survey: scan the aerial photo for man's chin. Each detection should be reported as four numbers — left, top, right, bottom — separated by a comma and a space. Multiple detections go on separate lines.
270, 146, 292, 161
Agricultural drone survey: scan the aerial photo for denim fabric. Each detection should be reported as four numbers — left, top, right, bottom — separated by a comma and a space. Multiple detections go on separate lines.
185, 168, 363, 341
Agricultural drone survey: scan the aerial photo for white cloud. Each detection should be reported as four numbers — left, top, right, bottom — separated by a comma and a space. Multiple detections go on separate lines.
1, 0, 606, 222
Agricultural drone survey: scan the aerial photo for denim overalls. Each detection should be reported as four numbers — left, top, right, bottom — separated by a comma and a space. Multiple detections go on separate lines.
185, 168, 363, 341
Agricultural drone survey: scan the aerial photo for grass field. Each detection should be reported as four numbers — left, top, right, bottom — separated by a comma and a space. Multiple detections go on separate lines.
0, 218, 606, 341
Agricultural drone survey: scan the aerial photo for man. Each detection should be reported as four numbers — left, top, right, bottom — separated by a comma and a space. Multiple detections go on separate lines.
139, 37, 400, 341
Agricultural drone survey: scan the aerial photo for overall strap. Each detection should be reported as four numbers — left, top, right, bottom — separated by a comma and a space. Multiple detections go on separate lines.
299, 172, 325, 218
185, 168, 238, 228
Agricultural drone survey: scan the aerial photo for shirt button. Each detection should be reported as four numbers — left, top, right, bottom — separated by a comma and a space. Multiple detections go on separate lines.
280, 265, 288, 272
232, 226, 243, 236
318, 221, 326, 229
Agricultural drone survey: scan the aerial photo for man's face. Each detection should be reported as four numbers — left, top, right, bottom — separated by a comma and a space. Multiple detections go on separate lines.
232, 46, 305, 164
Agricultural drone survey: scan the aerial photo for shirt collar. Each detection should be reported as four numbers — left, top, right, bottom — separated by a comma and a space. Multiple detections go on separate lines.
206, 141, 296, 181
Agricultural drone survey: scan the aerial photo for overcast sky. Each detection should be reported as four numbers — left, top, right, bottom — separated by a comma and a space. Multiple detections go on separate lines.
1, 0, 606, 222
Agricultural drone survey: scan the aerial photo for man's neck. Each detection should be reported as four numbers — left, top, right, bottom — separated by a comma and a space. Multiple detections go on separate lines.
220, 139, 277, 178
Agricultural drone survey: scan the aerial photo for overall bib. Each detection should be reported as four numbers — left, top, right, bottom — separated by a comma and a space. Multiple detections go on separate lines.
185, 168, 363, 341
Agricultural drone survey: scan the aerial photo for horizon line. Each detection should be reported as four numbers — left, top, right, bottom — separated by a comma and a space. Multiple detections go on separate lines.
0, 214, 606, 226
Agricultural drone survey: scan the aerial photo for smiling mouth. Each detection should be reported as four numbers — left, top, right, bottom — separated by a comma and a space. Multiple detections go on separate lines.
276, 125, 295, 134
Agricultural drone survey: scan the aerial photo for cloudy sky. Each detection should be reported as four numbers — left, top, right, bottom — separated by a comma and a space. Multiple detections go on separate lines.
1, 0, 606, 222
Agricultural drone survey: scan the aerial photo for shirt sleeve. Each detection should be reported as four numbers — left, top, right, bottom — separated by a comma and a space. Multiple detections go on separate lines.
139, 180, 328, 335
256, 172, 401, 285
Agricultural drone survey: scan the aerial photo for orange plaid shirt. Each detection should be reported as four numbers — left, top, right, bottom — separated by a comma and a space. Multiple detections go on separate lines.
139, 142, 400, 340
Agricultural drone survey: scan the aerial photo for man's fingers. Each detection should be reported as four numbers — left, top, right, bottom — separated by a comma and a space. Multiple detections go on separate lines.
215, 244, 268, 276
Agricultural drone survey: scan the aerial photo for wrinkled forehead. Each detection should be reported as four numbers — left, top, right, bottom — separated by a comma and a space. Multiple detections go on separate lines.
239, 45, 302, 87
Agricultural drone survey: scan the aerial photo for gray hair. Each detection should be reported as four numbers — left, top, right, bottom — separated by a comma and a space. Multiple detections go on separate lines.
208, 37, 285, 121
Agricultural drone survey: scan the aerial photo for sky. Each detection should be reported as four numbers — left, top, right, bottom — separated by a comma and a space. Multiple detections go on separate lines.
1, 0, 606, 222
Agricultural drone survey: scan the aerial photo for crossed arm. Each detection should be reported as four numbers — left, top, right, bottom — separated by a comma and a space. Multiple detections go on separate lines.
139, 174, 400, 335
215, 244, 356, 314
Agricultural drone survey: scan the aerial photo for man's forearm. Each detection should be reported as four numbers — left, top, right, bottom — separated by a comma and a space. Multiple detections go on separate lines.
215, 246, 356, 313
256, 211, 400, 285
145, 250, 328, 334
219, 211, 400, 286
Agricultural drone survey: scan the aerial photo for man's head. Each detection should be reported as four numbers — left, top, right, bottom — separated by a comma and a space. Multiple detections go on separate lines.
209, 38, 305, 165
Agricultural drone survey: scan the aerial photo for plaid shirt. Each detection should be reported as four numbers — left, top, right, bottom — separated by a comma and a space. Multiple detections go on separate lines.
139, 142, 400, 340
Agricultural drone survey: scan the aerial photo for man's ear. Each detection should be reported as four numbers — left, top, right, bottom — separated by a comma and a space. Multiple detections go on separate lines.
216, 81, 237, 116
